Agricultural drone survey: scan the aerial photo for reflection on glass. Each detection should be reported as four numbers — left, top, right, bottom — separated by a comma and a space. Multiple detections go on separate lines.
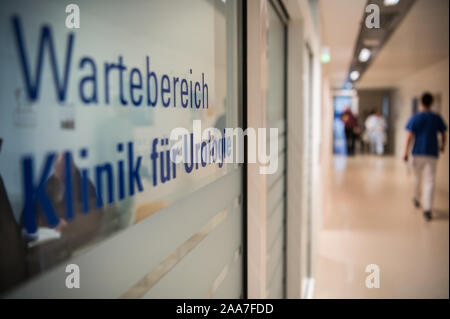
0, 0, 240, 293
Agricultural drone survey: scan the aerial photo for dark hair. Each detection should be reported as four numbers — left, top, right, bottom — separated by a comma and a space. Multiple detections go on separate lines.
421, 92, 433, 108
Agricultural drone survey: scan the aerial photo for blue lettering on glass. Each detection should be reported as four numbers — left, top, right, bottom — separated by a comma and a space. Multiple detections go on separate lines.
129, 68, 143, 106
10, 15, 222, 233
79, 57, 98, 104
21, 136, 230, 234
64, 152, 74, 221
118, 56, 128, 106
95, 163, 114, 208
127, 142, 143, 196
22, 153, 60, 234
12, 16, 74, 102
11, 16, 209, 108
79, 148, 91, 214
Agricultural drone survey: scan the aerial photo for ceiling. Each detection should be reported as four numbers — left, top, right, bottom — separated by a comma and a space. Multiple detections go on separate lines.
357, 0, 449, 88
319, 0, 367, 89
319, 0, 449, 90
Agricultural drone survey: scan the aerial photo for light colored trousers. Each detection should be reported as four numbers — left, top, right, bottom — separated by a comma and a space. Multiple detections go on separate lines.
411, 155, 437, 211
369, 131, 384, 155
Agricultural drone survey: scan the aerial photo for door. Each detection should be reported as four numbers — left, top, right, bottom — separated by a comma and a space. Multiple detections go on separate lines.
0, 0, 244, 298
265, 0, 288, 299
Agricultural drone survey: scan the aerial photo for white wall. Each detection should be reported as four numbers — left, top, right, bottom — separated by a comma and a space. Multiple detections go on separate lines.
392, 57, 449, 194
286, 0, 322, 299
246, 0, 322, 299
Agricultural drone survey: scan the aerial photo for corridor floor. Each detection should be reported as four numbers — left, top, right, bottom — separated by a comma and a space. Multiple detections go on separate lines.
314, 155, 449, 298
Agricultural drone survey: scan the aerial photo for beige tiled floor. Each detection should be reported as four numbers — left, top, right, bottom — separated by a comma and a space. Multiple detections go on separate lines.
314, 155, 449, 299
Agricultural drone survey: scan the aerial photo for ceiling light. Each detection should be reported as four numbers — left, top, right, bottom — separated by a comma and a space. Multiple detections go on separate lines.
384, 0, 400, 6
350, 71, 360, 81
358, 48, 371, 62
321, 46, 331, 64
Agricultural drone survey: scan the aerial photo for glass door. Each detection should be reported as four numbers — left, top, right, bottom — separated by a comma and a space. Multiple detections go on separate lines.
0, 0, 244, 298
265, 0, 287, 299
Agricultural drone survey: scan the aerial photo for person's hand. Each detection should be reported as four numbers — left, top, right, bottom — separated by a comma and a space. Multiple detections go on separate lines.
54, 218, 68, 231
403, 153, 409, 162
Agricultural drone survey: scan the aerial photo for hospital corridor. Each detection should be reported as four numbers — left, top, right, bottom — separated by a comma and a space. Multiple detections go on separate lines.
0, 0, 448, 302
315, 156, 449, 298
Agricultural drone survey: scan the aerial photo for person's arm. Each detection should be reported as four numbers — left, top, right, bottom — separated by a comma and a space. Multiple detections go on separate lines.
440, 131, 446, 153
403, 131, 414, 162
438, 116, 447, 153
404, 116, 416, 162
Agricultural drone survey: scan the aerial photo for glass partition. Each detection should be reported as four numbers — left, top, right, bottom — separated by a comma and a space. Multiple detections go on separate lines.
265, 1, 287, 299
0, 0, 243, 298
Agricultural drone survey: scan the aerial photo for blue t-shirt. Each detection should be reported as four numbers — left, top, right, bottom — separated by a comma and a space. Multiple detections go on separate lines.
406, 111, 447, 157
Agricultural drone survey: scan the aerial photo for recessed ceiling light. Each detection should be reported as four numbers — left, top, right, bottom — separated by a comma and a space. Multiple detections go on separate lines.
350, 71, 360, 81
321, 46, 331, 64
384, 0, 400, 6
358, 48, 371, 62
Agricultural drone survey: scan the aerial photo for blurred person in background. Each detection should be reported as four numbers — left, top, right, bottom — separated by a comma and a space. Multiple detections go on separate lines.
365, 109, 387, 155
403, 92, 447, 221
341, 106, 359, 156
19, 152, 105, 278
0, 138, 28, 294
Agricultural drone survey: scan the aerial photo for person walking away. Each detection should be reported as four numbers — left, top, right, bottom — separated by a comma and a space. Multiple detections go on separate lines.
403, 92, 447, 221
